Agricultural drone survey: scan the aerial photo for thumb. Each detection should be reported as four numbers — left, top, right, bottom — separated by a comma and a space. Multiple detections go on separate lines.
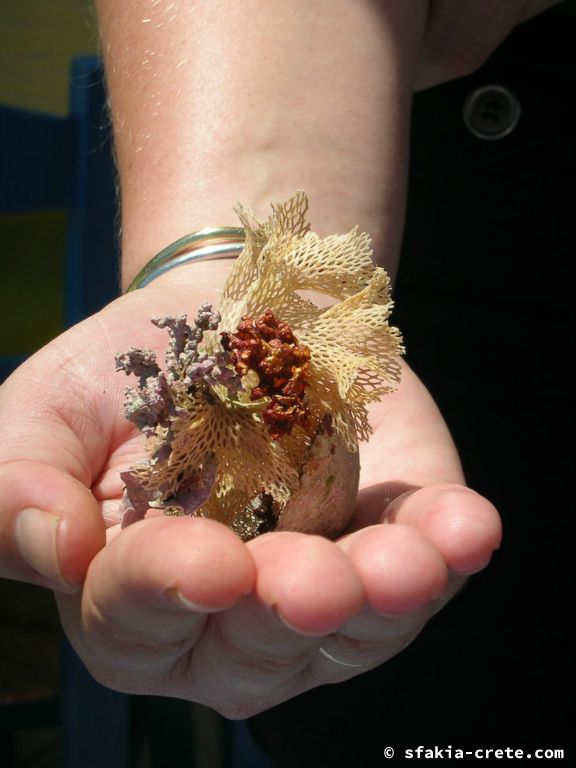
0, 360, 106, 593
0, 460, 105, 592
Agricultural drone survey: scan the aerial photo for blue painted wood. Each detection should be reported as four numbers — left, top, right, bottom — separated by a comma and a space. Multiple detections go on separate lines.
0, 104, 71, 384
65, 55, 120, 326
61, 637, 130, 768
0, 55, 129, 767
232, 721, 273, 768
0, 105, 73, 213
0, 56, 119, 383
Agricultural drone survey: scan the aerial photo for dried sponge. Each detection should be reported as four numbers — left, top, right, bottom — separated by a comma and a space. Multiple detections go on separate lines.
116, 191, 403, 540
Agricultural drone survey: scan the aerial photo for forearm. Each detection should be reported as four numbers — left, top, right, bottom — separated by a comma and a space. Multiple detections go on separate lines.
95, 0, 427, 289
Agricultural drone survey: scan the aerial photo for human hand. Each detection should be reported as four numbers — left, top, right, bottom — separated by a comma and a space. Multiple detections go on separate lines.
0, 269, 501, 718
416, 0, 564, 89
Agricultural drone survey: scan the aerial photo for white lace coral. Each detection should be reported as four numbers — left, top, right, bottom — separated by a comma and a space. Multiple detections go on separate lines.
116, 191, 404, 540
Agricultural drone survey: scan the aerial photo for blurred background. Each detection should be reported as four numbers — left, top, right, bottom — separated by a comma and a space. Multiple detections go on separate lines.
0, 0, 99, 357
0, 4, 98, 766
1, 2, 95, 764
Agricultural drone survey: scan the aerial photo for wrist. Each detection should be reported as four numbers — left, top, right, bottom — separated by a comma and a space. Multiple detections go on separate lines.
124, 227, 245, 292
126, 257, 235, 299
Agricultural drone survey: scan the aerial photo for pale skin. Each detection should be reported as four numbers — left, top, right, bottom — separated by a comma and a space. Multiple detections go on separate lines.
0, 0, 559, 718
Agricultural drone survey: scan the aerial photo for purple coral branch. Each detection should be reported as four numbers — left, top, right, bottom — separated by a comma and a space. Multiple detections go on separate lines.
115, 347, 160, 385
152, 305, 222, 380
115, 305, 240, 528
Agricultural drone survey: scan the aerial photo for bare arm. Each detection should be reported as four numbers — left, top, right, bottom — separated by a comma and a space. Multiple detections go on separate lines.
95, 0, 428, 287
0, 0, 505, 717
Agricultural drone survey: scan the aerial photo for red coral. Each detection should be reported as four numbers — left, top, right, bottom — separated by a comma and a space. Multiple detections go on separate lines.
221, 310, 311, 439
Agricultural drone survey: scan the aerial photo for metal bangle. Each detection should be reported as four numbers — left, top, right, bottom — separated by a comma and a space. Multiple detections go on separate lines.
126, 227, 246, 292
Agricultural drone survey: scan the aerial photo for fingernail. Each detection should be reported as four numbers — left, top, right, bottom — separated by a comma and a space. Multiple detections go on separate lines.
275, 610, 326, 637
165, 588, 231, 613
15, 508, 76, 591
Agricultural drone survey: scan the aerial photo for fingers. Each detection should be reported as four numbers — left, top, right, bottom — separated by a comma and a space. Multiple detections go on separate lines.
57, 517, 255, 691
209, 486, 496, 693
208, 533, 365, 678
312, 524, 450, 673
202, 529, 443, 714
312, 603, 431, 680
0, 460, 104, 592
55, 489, 498, 714
190, 532, 366, 716
0, 353, 108, 591
248, 532, 365, 634
383, 484, 502, 574
201, 528, 449, 715
309, 485, 500, 675
338, 524, 447, 615
60, 527, 366, 716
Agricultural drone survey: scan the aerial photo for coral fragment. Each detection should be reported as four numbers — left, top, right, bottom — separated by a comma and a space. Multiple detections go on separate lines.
221, 309, 311, 439
115, 191, 403, 540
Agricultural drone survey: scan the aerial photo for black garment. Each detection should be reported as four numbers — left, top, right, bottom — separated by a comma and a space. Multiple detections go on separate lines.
249, 6, 574, 766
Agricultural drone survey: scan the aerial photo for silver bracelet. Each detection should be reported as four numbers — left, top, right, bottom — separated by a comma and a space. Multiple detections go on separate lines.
126, 227, 246, 292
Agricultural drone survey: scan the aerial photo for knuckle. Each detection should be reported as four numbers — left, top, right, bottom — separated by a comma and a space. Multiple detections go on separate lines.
239, 650, 306, 675
83, 606, 193, 674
